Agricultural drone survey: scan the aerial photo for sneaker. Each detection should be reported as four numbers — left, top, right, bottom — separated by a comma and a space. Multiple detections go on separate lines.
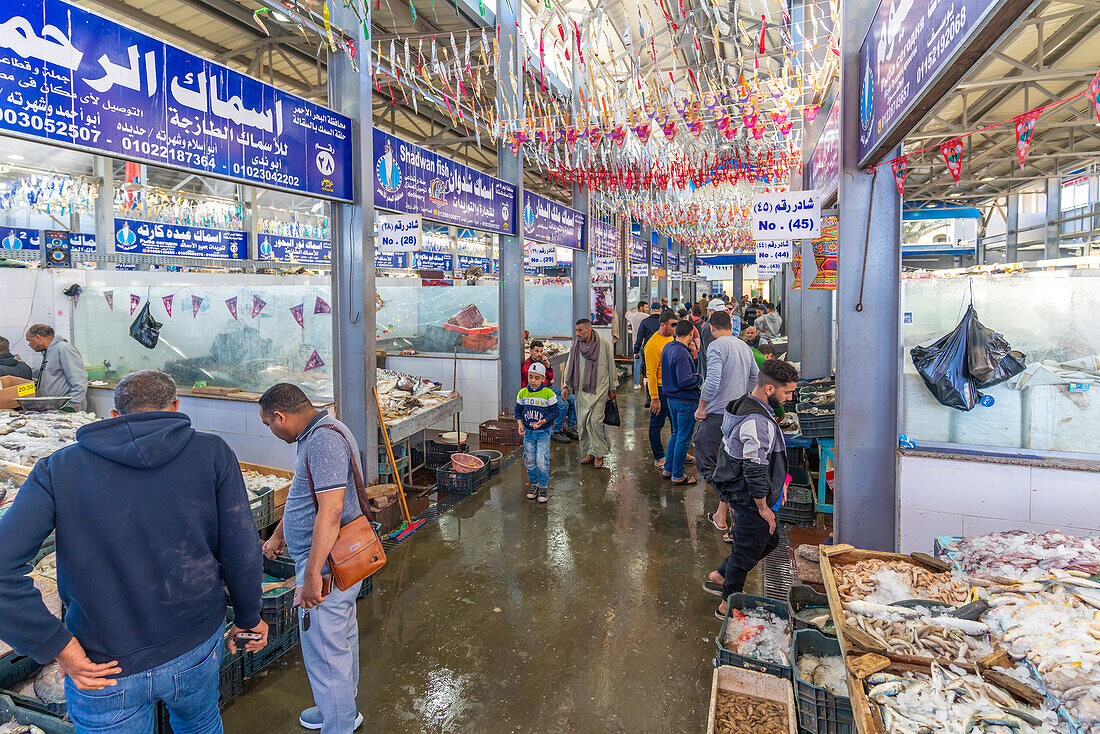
551, 431, 571, 443
633, 383, 640, 390
565, 426, 579, 439
526, 485, 537, 500
538, 487, 548, 504
299, 708, 363, 731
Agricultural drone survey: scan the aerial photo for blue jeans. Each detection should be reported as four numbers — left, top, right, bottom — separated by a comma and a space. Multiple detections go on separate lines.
633, 355, 643, 386
648, 390, 669, 461
66, 626, 224, 734
666, 398, 698, 481
551, 387, 576, 431
523, 428, 551, 487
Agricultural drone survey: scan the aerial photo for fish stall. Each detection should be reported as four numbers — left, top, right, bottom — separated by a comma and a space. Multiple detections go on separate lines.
806, 536, 1100, 734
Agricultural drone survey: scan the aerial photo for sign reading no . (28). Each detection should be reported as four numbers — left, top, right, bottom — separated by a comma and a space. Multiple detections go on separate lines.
752, 191, 822, 241
378, 213, 421, 252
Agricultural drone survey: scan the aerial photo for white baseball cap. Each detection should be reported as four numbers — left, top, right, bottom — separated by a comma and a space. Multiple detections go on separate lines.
527, 362, 547, 377
708, 298, 726, 313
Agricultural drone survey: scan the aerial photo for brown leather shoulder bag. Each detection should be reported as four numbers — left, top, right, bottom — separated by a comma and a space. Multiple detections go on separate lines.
305, 423, 387, 591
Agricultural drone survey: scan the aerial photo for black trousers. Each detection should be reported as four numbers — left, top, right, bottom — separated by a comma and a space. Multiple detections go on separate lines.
718, 503, 780, 599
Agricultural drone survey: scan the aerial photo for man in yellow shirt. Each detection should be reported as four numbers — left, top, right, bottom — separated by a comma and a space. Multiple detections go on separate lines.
645, 310, 677, 469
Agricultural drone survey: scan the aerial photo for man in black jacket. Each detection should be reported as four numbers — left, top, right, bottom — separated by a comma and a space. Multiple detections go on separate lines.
632, 300, 663, 392
0, 336, 31, 379
0, 369, 266, 732
704, 360, 799, 618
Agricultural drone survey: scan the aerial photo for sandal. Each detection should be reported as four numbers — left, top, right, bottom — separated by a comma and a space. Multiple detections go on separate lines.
580, 455, 595, 465
722, 531, 734, 544
671, 475, 698, 486
594, 457, 604, 468
706, 512, 729, 532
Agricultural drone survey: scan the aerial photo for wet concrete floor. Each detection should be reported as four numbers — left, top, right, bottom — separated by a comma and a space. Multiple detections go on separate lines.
223, 388, 766, 733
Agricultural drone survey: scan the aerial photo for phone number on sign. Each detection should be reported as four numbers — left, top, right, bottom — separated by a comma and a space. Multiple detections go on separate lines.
232, 164, 300, 187
121, 137, 216, 169
0, 108, 101, 143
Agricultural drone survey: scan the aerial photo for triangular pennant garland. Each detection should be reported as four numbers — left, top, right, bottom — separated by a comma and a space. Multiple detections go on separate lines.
162, 295, 173, 317
291, 304, 305, 328
891, 156, 907, 195
1091, 70, 1100, 123
226, 297, 238, 320
130, 294, 141, 316
192, 295, 203, 317
1014, 111, 1040, 169
940, 138, 964, 184
104, 291, 114, 310
314, 297, 331, 314
252, 295, 267, 318
304, 349, 324, 371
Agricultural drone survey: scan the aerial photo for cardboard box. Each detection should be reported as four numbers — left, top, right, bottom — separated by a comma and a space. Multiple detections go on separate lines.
0, 376, 34, 410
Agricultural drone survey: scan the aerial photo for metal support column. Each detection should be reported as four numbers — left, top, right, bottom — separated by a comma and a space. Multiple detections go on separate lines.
640, 223, 653, 301
93, 156, 114, 269
835, 0, 901, 550
329, 4, 378, 478
614, 216, 628, 357
657, 230, 668, 303
572, 190, 590, 322
733, 267, 743, 299
497, 0, 525, 410
449, 225, 459, 275
1005, 193, 1019, 262
1045, 177, 1061, 259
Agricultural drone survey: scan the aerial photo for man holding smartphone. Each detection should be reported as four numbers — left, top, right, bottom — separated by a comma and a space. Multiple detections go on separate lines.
259, 384, 365, 733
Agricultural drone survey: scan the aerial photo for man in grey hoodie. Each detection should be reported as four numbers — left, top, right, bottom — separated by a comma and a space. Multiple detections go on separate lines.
703, 360, 799, 618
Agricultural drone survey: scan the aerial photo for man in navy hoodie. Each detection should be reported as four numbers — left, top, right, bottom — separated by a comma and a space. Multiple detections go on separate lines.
0, 369, 266, 733
660, 319, 703, 485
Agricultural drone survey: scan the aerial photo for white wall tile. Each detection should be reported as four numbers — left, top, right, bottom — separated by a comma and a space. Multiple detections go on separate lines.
899, 456, 1030, 520
1029, 467, 1100, 528
960, 515, 1056, 537
899, 509, 964, 554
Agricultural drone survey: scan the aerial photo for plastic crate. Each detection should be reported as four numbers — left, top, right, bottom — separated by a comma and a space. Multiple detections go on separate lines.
425, 439, 468, 470
479, 418, 522, 446
0, 693, 72, 734
263, 552, 296, 579
435, 465, 488, 496
0, 653, 39, 690
219, 649, 244, 706
2, 664, 66, 718
792, 630, 853, 734
378, 454, 409, 480
796, 403, 834, 439
788, 466, 811, 487
777, 484, 815, 526
714, 593, 793, 679
358, 576, 374, 600
249, 485, 276, 529
788, 585, 833, 634
242, 627, 300, 679
261, 585, 296, 638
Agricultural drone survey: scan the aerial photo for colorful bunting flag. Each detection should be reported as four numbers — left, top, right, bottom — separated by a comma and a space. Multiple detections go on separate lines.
790, 247, 802, 290
1091, 70, 1100, 123
314, 297, 331, 314
809, 216, 838, 291
104, 291, 114, 310
1014, 111, 1040, 169
162, 295, 173, 317
252, 295, 267, 318
941, 138, 964, 184
891, 156, 907, 195
130, 294, 141, 316
192, 295, 203, 317
304, 350, 325, 371
226, 297, 238, 320
291, 304, 305, 327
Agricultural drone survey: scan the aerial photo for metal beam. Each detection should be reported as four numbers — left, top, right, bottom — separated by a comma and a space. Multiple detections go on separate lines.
497, 0, 524, 413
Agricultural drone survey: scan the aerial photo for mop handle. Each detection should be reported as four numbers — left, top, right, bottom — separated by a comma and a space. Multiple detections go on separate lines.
373, 387, 412, 525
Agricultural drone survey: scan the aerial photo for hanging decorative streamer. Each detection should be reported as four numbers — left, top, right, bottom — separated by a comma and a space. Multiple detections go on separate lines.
291, 304, 305, 328
809, 216, 837, 291
891, 156, 907, 195
790, 246, 801, 290
226, 297, 238, 320
940, 138, 964, 184
314, 296, 331, 314
129, 294, 141, 316
252, 295, 267, 318
1091, 70, 1100, 123
192, 295, 203, 317
162, 295, 173, 317
71, 289, 80, 308
304, 350, 325, 371
104, 291, 114, 310
1014, 111, 1040, 169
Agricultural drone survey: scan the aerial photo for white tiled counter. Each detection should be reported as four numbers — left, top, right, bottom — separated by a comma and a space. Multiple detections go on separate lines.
897, 448, 1100, 552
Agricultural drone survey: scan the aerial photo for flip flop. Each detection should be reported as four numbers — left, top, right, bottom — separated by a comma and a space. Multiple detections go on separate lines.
706, 512, 729, 532
714, 607, 728, 620
702, 581, 723, 597
671, 475, 698, 486
722, 531, 734, 544
685, 455, 696, 464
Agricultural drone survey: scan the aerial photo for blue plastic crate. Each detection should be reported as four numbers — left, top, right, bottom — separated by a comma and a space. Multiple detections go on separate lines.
714, 593, 793, 679
0, 693, 72, 733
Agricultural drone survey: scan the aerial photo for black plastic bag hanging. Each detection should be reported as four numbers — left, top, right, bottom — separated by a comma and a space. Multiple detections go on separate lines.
603, 398, 621, 426
910, 305, 1025, 411
129, 301, 163, 349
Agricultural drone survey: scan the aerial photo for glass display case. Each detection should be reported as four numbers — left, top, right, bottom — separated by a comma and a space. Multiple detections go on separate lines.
902, 269, 1100, 455
524, 282, 573, 338
376, 277, 500, 356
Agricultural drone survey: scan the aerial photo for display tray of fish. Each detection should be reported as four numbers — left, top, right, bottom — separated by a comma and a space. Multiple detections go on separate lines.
796, 654, 849, 697
980, 580, 1100, 732
840, 602, 996, 664
833, 558, 971, 606
242, 470, 288, 498
722, 609, 791, 666
852, 662, 1066, 734
0, 720, 47, 734
941, 531, 1100, 581
526, 341, 566, 358
801, 406, 835, 416
376, 369, 453, 424
0, 410, 98, 468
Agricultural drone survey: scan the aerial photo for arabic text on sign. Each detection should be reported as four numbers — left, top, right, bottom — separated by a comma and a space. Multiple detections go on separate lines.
752, 191, 822, 242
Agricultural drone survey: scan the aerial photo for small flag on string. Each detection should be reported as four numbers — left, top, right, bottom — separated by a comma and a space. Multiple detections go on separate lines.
192, 295, 203, 317
891, 156, 907, 195
940, 138, 964, 184
291, 304, 305, 327
304, 349, 325, 371
252, 295, 267, 318
104, 291, 114, 310
803, 104, 820, 123
314, 296, 331, 314
226, 297, 238, 320
1014, 111, 1040, 168
1091, 70, 1100, 123
162, 294, 173, 317
130, 294, 141, 315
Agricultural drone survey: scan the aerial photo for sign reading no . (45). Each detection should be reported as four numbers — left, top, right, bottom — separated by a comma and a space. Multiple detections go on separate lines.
752, 191, 822, 241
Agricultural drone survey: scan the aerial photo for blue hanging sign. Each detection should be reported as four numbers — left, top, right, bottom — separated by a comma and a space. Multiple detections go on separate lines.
0, 226, 39, 250
375, 250, 408, 268
0, 0, 352, 200
114, 218, 245, 259
668, 250, 679, 271
257, 233, 330, 264
628, 236, 648, 264
412, 251, 454, 271
456, 254, 491, 271
374, 128, 515, 234
70, 232, 95, 252
651, 247, 664, 268
590, 220, 619, 258
522, 191, 585, 250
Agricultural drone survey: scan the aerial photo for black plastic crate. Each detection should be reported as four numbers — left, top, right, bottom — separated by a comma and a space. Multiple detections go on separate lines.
435, 465, 487, 496
0, 654, 39, 690
358, 576, 374, 600
242, 627, 300, 679
788, 585, 833, 634
263, 552, 296, 579
425, 439, 468, 470
0, 693, 72, 734
796, 404, 835, 439
714, 593, 793, 679
2, 664, 66, 719
777, 484, 815, 526
777, 508, 815, 526
788, 466, 811, 487
249, 486, 276, 530
792, 630, 853, 734
219, 650, 244, 706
